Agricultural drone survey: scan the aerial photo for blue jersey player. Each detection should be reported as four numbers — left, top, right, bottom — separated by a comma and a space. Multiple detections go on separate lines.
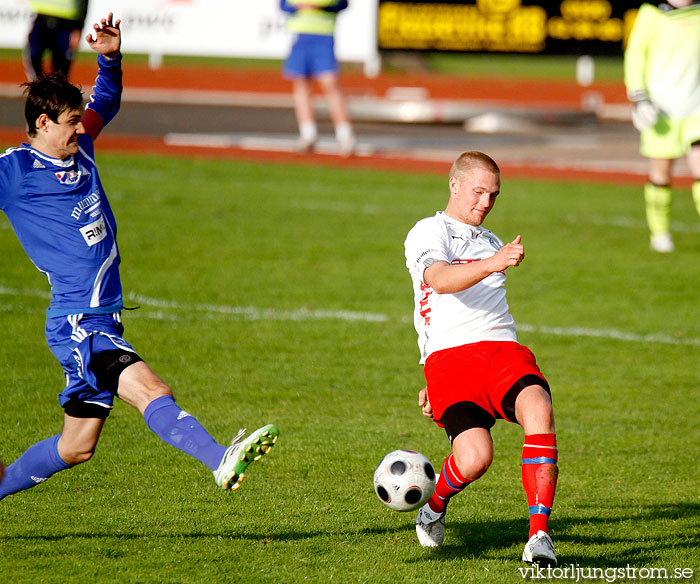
0, 13, 279, 502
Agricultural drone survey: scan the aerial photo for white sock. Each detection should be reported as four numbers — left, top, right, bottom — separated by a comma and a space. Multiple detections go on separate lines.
300, 121, 317, 142
334, 122, 354, 143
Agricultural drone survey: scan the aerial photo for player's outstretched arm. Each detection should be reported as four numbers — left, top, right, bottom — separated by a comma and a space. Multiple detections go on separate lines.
81, 13, 123, 140
425, 235, 524, 294
86, 12, 121, 59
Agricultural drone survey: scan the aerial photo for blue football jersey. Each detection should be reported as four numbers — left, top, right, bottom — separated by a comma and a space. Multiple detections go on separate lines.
0, 54, 123, 317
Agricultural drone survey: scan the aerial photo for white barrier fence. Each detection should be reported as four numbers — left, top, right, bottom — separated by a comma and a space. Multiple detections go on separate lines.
0, 0, 380, 75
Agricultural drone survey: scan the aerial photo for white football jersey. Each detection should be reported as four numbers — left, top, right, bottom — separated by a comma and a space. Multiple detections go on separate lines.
404, 212, 517, 364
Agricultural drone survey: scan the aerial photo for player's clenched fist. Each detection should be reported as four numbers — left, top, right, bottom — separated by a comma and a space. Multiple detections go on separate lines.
489, 235, 524, 272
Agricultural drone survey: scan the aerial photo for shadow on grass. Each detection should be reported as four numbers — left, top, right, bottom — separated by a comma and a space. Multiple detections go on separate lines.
0, 522, 415, 544
3, 502, 698, 567
403, 502, 700, 566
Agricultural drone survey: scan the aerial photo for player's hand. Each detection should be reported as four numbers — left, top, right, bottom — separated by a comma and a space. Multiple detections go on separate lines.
86, 13, 121, 59
631, 99, 659, 132
488, 235, 524, 272
418, 388, 433, 419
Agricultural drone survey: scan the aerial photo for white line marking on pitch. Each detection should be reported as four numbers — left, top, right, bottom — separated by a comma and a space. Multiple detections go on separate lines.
566, 214, 700, 233
125, 292, 391, 322
1, 286, 698, 346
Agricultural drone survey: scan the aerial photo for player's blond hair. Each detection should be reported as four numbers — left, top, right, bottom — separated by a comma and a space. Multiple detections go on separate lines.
449, 151, 500, 181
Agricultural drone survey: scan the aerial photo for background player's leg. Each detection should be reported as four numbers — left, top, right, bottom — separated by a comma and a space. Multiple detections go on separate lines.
646, 158, 675, 252
686, 144, 700, 218
50, 26, 73, 77
317, 71, 355, 156
292, 77, 317, 152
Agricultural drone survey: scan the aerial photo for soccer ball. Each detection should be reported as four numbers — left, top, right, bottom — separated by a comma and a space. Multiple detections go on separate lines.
373, 449, 436, 512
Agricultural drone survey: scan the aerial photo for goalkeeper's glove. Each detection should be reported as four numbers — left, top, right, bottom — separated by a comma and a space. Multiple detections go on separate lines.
629, 90, 659, 132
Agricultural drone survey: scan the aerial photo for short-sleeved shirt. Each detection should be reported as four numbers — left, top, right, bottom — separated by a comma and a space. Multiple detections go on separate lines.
404, 212, 517, 365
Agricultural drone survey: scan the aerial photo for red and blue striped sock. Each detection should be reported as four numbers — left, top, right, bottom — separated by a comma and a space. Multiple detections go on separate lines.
522, 433, 558, 537
428, 453, 475, 514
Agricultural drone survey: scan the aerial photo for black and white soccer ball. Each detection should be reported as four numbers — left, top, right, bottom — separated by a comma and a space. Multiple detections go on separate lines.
373, 449, 436, 512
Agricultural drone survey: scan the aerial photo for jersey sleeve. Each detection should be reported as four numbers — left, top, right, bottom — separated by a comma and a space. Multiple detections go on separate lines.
404, 218, 450, 283
280, 0, 296, 14
82, 53, 123, 140
0, 149, 20, 211
624, 4, 656, 100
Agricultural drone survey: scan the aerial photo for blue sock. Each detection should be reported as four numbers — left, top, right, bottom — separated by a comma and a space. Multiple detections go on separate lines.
0, 435, 70, 500
143, 395, 227, 471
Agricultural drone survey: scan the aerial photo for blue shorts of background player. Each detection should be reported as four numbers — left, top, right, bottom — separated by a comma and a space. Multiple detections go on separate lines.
283, 34, 337, 79
45, 312, 141, 416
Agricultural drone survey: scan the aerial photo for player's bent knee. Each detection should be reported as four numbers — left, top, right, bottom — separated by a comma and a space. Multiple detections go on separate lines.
458, 453, 492, 478
66, 450, 95, 466
59, 443, 97, 466
451, 425, 494, 479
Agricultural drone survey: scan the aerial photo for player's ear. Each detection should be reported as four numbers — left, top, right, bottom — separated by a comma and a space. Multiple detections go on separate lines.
36, 113, 51, 132
448, 176, 459, 195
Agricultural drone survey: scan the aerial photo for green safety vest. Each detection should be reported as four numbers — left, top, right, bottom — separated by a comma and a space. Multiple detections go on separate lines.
29, 0, 83, 20
285, 0, 344, 36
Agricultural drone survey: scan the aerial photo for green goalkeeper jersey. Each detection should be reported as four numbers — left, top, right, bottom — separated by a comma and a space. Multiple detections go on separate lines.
624, 2, 700, 118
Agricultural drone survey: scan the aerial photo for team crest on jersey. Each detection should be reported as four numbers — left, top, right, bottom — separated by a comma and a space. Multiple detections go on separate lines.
55, 169, 81, 185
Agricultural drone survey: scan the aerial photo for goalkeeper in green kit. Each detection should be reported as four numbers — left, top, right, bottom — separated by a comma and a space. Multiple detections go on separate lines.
624, 1, 700, 253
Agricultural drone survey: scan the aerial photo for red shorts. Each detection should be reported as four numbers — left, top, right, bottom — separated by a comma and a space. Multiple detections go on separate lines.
424, 341, 549, 431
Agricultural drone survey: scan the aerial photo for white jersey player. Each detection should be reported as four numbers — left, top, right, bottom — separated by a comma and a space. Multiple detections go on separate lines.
404, 152, 558, 567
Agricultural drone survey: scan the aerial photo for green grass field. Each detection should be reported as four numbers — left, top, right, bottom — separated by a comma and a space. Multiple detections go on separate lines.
1, 154, 699, 583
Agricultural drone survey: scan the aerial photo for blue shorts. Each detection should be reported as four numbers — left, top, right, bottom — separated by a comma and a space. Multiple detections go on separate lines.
45, 312, 138, 410
283, 34, 337, 79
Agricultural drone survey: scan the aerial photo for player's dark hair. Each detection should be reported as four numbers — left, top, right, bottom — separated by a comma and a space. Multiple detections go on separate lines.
22, 73, 84, 137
